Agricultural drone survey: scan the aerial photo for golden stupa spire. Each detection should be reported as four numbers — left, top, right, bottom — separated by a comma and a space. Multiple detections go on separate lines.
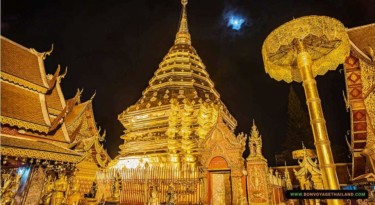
118, 0, 238, 156
175, 0, 191, 45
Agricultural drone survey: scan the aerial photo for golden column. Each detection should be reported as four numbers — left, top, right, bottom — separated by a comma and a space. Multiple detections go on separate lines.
262, 16, 350, 205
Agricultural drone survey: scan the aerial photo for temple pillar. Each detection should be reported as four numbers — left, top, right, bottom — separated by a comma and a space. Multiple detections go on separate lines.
246, 121, 271, 205
23, 167, 45, 205
246, 158, 270, 205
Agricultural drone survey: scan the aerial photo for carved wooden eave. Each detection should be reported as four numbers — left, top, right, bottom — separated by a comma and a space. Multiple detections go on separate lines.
0, 135, 83, 163
65, 99, 111, 167
74, 134, 111, 168
64, 99, 99, 141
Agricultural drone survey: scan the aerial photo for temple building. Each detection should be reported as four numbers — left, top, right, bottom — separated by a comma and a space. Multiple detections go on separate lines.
343, 23, 375, 185
0, 36, 110, 204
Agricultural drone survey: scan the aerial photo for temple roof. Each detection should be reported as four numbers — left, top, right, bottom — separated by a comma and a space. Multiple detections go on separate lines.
1, 36, 49, 93
1, 81, 51, 133
65, 101, 90, 125
347, 23, 375, 64
1, 36, 110, 163
46, 76, 65, 116
64, 98, 102, 143
0, 135, 83, 163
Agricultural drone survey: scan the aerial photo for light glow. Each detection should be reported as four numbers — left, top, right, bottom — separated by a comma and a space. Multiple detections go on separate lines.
115, 158, 141, 169
228, 16, 245, 30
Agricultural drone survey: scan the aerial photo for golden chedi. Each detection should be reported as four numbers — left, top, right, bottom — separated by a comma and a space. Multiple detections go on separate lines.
116, 0, 237, 167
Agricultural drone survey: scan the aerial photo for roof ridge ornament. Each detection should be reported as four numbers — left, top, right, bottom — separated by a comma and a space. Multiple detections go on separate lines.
175, 0, 191, 45
60, 67, 68, 79
90, 90, 97, 101
29, 44, 54, 60
47, 64, 61, 89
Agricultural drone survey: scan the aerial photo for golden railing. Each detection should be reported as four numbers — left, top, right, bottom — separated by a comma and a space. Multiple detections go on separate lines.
97, 165, 203, 204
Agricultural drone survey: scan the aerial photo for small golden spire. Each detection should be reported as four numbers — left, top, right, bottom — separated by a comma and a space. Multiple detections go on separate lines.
175, 0, 191, 45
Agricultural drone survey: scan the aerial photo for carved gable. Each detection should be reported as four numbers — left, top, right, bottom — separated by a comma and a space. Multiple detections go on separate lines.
201, 116, 246, 173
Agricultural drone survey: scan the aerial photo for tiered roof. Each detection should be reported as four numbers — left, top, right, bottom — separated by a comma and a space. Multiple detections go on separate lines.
0, 36, 110, 164
1, 37, 52, 133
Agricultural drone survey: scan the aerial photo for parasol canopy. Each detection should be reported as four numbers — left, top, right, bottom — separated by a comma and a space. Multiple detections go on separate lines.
262, 15, 350, 83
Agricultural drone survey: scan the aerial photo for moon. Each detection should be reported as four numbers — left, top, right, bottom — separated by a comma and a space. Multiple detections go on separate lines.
227, 15, 245, 30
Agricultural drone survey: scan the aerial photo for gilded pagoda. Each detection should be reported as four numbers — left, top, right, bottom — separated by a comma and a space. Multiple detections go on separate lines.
0, 36, 110, 205
108, 0, 247, 204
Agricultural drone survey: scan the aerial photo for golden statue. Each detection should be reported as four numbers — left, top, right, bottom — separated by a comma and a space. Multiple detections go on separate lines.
67, 180, 81, 205
107, 174, 121, 203
83, 181, 98, 205
84, 181, 97, 198
51, 173, 68, 205
40, 175, 55, 205
112, 178, 121, 200
166, 184, 177, 205
148, 186, 160, 205
1, 173, 21, 205
262, 16, 350, 205
284, 163, 293, 190
248, 121, 265, 160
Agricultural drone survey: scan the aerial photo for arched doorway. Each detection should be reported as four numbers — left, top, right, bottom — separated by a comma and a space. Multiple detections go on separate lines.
208, 156, 232, 205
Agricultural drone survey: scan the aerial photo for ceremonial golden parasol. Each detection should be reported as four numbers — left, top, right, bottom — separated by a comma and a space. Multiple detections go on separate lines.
262, 15, 350, 82
262, 16, 350, 205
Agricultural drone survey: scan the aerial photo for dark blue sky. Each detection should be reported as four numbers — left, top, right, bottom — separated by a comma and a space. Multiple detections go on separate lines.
3, 0, 374, 164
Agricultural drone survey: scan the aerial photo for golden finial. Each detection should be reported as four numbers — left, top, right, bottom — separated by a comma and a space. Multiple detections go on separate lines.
251, 119, 258, 135
90, 90, 97, 101
175, 0, 191, 45
60, 66, 68, 79
29, 43, 54, 60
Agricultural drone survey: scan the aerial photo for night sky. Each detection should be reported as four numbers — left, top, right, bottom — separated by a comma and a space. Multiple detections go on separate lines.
3, 0, 375, 164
